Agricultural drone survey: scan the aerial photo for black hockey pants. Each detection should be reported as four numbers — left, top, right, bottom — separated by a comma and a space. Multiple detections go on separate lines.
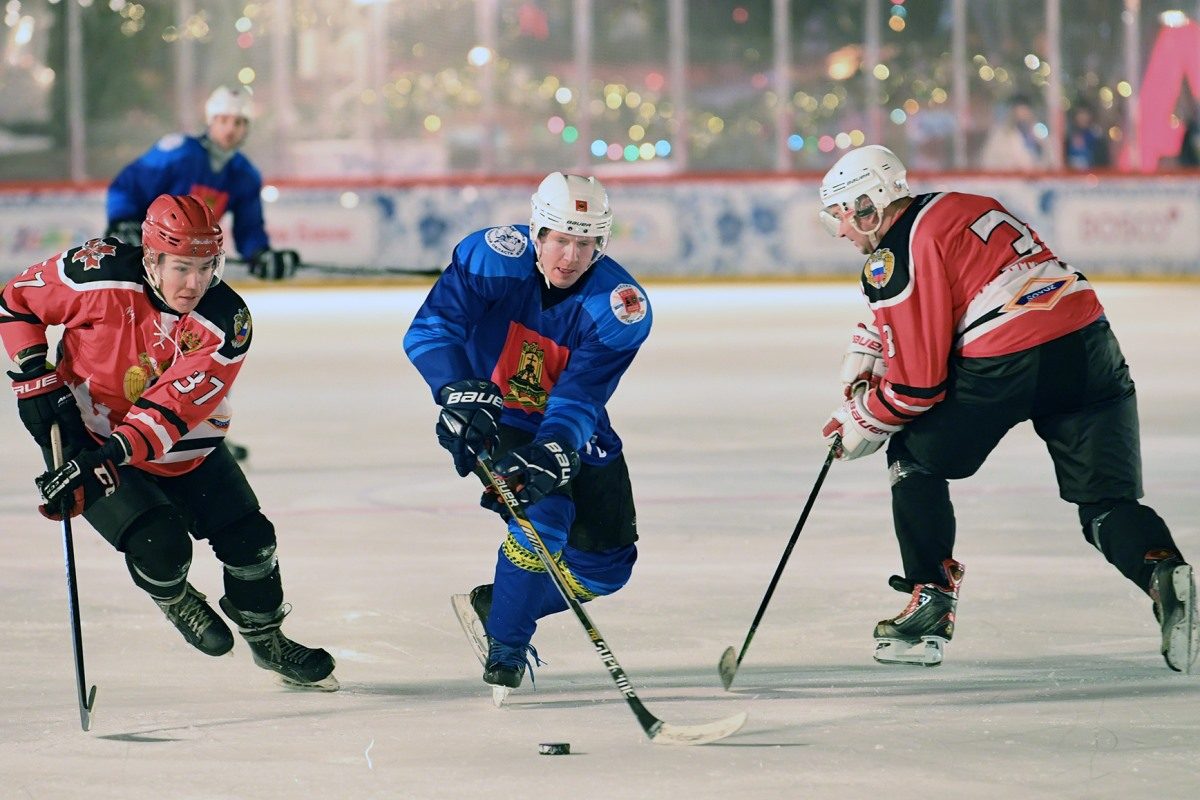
886, 318, 1180, 591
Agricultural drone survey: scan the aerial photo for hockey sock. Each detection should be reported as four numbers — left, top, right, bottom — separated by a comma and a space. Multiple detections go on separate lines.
210, 511, 283, 614
122, 508, 193, 602
1082, 502, 1181, 593
890, 458, 957, 584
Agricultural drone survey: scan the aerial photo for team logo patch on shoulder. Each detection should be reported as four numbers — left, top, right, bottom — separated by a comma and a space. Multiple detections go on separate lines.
863, 249, 896, 289
1002, 274, 1077, 312
72, 239, 117, 270
609, 284, 647, 324
156, 133, 186, 151
231, 308, 252, 348
484, 226, 528, 258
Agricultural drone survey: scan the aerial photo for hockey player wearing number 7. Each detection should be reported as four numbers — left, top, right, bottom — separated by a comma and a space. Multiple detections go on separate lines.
1, 194, 337, 690
404, 172, 651, 701
817, 145, 1197, 671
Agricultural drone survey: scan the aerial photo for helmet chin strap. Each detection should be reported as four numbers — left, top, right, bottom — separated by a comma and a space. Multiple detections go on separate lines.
532, 240, 553, 289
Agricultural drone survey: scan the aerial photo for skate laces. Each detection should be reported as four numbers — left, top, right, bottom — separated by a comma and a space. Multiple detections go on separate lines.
163, 589, 215, 636
487, 641, 544, 686
250, 629, 317, 665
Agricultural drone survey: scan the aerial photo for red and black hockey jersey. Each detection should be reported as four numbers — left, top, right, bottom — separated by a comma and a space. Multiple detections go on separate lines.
860, 192, 1103, 427
1, 238, 253, 476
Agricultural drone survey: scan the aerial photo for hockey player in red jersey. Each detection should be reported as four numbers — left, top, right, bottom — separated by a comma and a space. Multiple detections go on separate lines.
1, 194, 336, 690
817, 145, 1197, 671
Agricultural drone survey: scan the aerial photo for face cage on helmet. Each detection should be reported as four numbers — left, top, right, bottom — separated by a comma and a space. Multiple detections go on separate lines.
142, 249, 227, 306
819, 197, 885, 239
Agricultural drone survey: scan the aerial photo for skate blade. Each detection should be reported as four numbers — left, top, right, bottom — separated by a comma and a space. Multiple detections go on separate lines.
491, 685, 511, 707
275, 672, 340, 692
451, 594, 489, 667
874, 636, 945, 667
1165, 565, 1199, 674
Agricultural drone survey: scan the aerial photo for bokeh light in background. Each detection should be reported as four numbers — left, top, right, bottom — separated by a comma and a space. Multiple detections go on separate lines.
0, 0, 1197, 180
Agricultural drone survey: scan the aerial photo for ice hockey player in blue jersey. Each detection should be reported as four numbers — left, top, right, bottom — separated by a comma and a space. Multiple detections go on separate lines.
405, 172, 652, 699
105, 85, 299, 282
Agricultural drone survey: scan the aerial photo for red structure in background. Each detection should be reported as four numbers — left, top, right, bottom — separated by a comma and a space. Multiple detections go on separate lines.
1133, 19, 1200, 171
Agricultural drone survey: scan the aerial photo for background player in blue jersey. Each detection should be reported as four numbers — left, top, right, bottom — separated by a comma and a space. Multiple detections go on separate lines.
404, 172, 652, 697
105, 85, 300, 282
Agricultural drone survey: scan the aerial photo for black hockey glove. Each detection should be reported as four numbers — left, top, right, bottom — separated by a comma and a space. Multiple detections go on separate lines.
489, 438, 580, 507
9, 357, 90, 455
437, 379, 504, 477
250, 249, 300, 280
479, 485, 512, 520
35, 438, 126, 521
105, 218, 143, 246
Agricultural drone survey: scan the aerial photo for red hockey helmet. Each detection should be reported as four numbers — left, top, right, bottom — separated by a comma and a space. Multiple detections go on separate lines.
142, 194, 223, 257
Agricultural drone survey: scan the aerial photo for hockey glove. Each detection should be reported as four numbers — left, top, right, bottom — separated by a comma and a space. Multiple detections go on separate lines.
822, 389, 901, 461
105, 218, 143, 246
35, 438, 126, 520
840, 321, 886, 399
250, 249, 300, 280
490, 438, 580, 506
479, 485, 512, 520
9, 357, 90, 455
437, 379, 504, 477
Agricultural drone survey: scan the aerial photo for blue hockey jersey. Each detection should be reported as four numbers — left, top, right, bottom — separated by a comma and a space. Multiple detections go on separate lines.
106, 133, 270, 259
404, 224, 652, 465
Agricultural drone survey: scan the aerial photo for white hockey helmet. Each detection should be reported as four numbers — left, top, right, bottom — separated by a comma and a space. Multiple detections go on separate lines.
205, 85, 254, 124
818, 145, 911, 237
530, 172, 613, 265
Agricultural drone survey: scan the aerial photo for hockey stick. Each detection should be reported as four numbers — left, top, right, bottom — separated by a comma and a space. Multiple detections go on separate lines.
475, 453, 747, 745
718, 442, 837, 690
50, 423, 98, 731
227, 256, 441, 278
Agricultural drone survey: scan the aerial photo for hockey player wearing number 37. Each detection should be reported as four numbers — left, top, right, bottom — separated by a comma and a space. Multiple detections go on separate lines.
404, 172, 651, 700
817, 145, 1197, 671
0, 194, 336, 690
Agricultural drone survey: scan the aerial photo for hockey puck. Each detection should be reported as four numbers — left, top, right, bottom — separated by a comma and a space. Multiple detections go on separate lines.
538, 742, 571, 756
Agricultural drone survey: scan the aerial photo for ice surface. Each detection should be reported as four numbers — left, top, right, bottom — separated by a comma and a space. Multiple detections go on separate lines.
2, 282, 1197, 799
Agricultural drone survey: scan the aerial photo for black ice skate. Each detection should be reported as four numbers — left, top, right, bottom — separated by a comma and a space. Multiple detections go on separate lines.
156, 583, 234, 657
483, 639, 541, 706
873, 559, 965, 667
1149, 557, 1199, 674
219, 598, 339, 691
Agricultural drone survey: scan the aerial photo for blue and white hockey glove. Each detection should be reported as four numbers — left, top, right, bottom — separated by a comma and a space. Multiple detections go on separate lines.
490, 438, 580, 506
437, 379, 504, 477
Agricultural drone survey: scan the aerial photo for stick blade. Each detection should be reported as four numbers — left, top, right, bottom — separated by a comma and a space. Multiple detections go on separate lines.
650, 710, 748, 746
717, 646, 738, 691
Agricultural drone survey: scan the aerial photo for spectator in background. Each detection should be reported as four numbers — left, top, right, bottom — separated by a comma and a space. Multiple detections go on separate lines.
1178, 109, 1200, 168
979, 95, 1051, 171
1065, 104, 1110, 170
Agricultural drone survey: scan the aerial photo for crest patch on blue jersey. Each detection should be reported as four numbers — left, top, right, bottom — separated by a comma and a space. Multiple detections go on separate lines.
610, 284, 647, 324
156, 133, 186, 152
485, 226, 528, 258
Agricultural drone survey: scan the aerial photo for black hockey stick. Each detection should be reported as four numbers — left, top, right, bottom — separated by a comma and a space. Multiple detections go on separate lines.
50, 423, 98, 731
719, 442, 837, 690
475, 453, 747, 745
227, 256, 441, 278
